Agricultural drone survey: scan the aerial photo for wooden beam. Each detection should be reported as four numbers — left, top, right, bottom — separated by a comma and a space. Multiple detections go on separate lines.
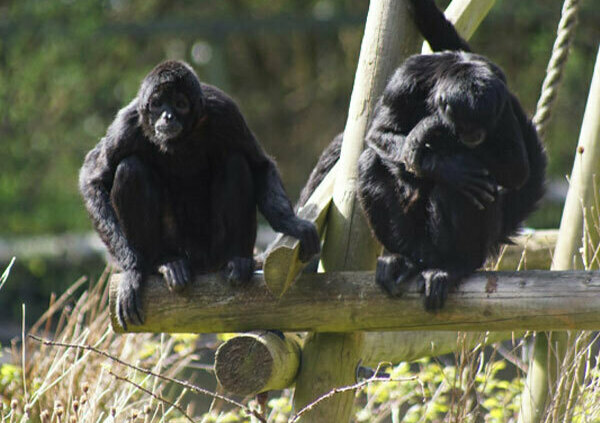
109, 269, 600, 334
496, 229, 557, 270
213, 330, 518, 396
361, 330, 519, 365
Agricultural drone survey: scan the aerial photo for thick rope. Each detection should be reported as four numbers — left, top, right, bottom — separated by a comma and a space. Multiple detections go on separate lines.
532, 0, 581, 139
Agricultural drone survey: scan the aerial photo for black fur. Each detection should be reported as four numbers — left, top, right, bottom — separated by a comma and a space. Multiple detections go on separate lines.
299, 0, 546, 310
80, 61, 320, 329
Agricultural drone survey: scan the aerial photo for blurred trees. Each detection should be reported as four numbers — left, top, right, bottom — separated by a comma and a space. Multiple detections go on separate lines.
0, 0, 598, 236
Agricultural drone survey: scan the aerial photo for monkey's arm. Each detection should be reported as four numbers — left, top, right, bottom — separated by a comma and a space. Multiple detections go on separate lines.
254, 151, 321, 262
214, 96, 321, 262
483, 101, 530, 190
401, 115, 497, 210
79, 104, 144, 273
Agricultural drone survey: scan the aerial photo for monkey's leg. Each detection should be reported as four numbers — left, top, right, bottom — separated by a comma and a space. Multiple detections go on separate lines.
420, 182, 500, 310
110, 156, 166, 327
358, 149, 426, 296
211, 154, 257, 286
111, 156, 163, 264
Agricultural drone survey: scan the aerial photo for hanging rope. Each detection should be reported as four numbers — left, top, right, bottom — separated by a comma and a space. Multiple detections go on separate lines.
532, 0, 581, 139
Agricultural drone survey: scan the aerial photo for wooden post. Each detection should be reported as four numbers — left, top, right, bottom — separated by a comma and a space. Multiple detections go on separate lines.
291, 1, 420, 420
520, 46, 600, 423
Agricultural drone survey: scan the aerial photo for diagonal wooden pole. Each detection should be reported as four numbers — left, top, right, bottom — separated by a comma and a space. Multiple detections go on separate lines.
291, 1, 421, 421
519, 45, 600, 423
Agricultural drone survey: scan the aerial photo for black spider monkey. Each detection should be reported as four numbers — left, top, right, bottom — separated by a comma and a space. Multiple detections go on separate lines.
80, 61, 320, 328
298, 0, 546, 310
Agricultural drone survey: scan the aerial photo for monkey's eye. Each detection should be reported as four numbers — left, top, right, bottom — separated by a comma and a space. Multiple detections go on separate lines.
174, 95, 190, 114
149, 98, 163, 112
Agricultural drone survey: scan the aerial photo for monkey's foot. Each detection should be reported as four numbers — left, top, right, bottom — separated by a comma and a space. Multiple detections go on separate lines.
116, 270, 144, 330
158, 259, 191, 293
376, 255, 419, 297
225, 257, 255, 286
418, 269, 455, 311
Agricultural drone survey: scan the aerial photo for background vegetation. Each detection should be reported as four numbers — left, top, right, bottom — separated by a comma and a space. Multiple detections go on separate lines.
1, 0, 598, 236
1, 0, 600, 420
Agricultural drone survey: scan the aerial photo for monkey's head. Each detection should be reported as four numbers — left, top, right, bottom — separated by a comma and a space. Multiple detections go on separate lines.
432, 54, 508, 148
138, 61, 205, 152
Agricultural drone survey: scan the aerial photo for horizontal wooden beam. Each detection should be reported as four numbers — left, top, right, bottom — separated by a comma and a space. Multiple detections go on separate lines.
213, 330, 518, 396
496, 229, 557, 270
110, 269, 600, 333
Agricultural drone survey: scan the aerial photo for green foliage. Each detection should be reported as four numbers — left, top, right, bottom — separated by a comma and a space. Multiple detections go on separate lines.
1, 0, 598, 235
351, 355, 523, 423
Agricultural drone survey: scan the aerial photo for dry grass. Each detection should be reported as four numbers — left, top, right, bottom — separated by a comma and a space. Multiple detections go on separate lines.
0, 267, 195, 422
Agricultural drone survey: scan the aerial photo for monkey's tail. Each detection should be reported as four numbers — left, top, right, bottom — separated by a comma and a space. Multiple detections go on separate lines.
295, 134, 342, 210
407, 0, 472, 53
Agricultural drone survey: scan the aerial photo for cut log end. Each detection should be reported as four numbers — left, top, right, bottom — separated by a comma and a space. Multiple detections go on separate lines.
215, 332, 301, 396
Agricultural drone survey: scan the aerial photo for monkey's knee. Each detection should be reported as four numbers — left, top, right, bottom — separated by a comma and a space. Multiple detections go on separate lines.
111, 156, 161, 244
112, 157, 158, 206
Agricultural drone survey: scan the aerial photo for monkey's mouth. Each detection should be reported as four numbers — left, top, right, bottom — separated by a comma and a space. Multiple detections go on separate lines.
155, 122, 183, 140
459, 129, 485, 148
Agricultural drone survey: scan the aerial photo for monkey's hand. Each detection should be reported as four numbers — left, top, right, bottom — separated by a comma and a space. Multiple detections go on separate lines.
422, 155, 497, 210
116, 270, 144, 330
225, 257, 255, 286
158, 258, 191, 293
293, 218, 321, 262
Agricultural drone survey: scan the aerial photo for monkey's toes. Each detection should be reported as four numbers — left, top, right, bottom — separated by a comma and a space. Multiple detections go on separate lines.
376, 255, 418, 297
419, 269, 449, 311
159, 259, 191, 292
225, 257, 255, 286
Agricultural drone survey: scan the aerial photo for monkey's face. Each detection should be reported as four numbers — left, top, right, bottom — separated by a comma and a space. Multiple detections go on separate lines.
441, 103, 486, 148
147, 89, 190, 143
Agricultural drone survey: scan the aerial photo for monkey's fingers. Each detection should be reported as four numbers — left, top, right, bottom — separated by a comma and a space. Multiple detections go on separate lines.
421, 270, 448, 311
465, 175, 497, 194
116, 302, 128, 331
159, 260, 190, 292
116, 285, 144, 329
225, 257, 254, 286
298, 222, 321, 263
128, 287, 144, 326
458, 188, 486, 210
463, 181, 496, 204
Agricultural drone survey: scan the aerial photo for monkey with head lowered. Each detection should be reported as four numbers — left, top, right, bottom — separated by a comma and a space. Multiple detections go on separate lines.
298, 0, 546, 310
80, 61, 320, 329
